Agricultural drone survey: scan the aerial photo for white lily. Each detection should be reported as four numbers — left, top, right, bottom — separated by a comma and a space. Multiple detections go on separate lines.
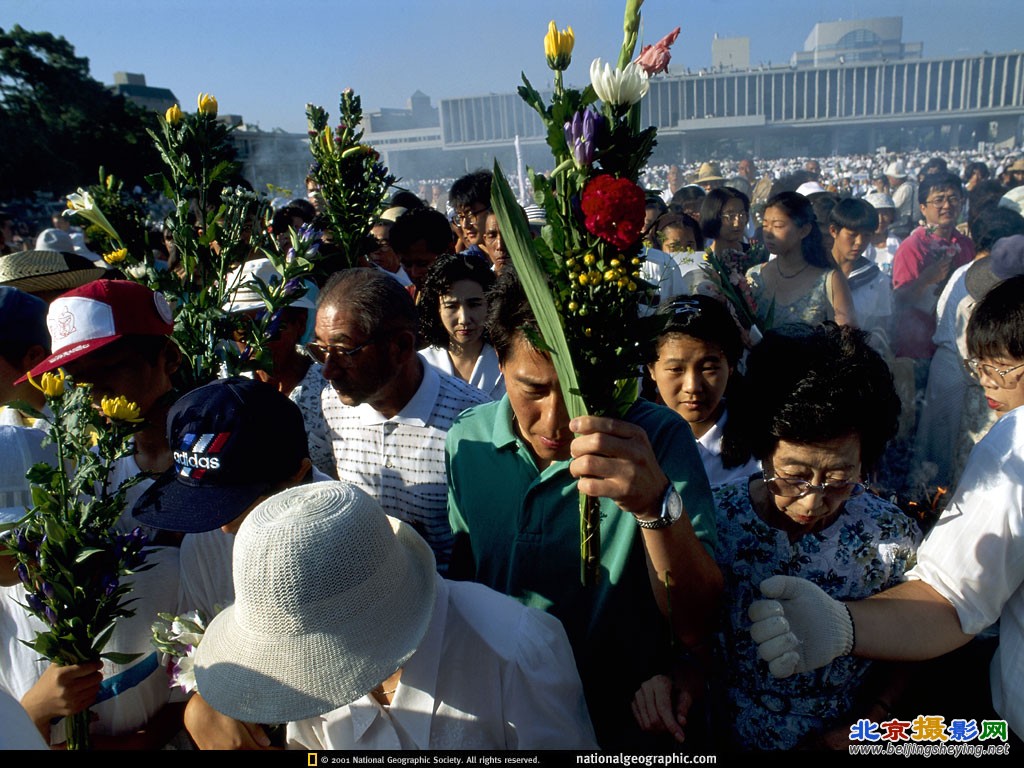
63, 188, 122, 243
170, 610, 206, 647
589, 58, 649, 108
170, 645, 199, 694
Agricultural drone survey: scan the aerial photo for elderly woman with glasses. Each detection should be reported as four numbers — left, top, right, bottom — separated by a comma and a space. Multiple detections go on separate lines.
631, 321, 922, 752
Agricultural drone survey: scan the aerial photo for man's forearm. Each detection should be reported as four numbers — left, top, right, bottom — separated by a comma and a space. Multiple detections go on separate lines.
847, 579, 974, 661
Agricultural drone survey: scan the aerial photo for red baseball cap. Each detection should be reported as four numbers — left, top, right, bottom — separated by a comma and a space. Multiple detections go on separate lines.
19, 279, 174, 383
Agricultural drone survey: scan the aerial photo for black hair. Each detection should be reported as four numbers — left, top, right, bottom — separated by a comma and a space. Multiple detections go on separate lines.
699, 187, 750, 240
388, 207, 456, 257
967, 274, 1024, 361
918, 172, 965, 207
968, 179, 1011, 229
448, 170, 493, 211
286, 199, 316, 222
970, 206, 1024, 254
389, 190, 427, 210
319, 267, 417, 338
650, 294, 744, 367
764, 191, 832, 268
485, 267, 539, 364
418, 253, 497, 349
964, 161, 991, 183
921, 157, 949, 176
654, 213, 704, 251
723, 322, 900, 474
829, 197, 880, 233
668, 185, 706, 216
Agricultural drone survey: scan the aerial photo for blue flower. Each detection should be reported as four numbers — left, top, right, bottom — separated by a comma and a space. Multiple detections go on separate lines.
564, 107, 602, 168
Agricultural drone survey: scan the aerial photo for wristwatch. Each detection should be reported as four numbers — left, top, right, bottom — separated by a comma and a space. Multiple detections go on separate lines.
635, 484, 683, 530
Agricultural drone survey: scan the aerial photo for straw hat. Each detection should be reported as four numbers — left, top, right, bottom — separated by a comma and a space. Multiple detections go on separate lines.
693, 161, 725, 185
194, 481, 437, 723
0, 250, 107, 295
864, 192, 897, 211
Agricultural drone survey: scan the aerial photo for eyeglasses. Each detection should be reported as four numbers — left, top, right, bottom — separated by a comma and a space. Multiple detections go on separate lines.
924, 195, 962, 208
721, 211, 749, 222
454, 207, 489, 227
762, 471, 865, 501
303, 339, 376, 364
963, 358, 1024, 388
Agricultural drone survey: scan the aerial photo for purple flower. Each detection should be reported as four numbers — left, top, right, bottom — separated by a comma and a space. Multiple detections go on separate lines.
564, 107, 602, 167
44, 606, 58, 626
16, 564, 29, 585
26, 593, 43, 613
41, 581, 55, 599
101, 574, 119, 596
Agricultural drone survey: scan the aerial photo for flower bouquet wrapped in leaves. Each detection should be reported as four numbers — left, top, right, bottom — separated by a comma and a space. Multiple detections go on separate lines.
305, 89, 397, 273
1, 372, 152, 750
491, 0, 680, 585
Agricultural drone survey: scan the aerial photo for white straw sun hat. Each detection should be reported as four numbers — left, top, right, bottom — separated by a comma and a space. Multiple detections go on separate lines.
193, 481, 437, 723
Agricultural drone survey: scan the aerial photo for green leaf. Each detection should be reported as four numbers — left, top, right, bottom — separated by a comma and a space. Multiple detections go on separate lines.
74, 547, 104, 564
491, 161, 588, 422
100, 651, 142, 665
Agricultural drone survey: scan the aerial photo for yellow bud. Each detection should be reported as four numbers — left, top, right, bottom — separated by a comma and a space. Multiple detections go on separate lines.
544, 21, 575, 71
197, 92, 218, 116
566, 258, 577, 269
100, 395, 143, 423
568, 301, 579, 312
165, 104, 183, 125
583, 253, 596, 266
604, 269, 617, 282
584, 327, 592, 337
103, 247, 128, 265
590, 270, 603, 284
29, 369, 66, 398
578, 273, 589, 286
628, 281, 637, 291
631, 257, 641, 265
610, 259, 621, 268
618, 277, 629, 289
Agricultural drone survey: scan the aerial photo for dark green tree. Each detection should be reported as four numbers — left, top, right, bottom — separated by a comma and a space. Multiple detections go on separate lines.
0, 25, 161, 198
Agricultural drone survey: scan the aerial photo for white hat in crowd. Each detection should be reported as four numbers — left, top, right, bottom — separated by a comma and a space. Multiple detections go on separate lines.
222, 258, 317, 314
194, 481, 438, 723
864, 192, 897, 211
884, 161, 908, 179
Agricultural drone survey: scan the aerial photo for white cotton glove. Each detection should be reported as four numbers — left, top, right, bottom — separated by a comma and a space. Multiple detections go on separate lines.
747, 575, 854, 678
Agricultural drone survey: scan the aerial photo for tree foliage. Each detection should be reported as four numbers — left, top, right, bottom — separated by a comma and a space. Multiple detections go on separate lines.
0, 25, 161, 198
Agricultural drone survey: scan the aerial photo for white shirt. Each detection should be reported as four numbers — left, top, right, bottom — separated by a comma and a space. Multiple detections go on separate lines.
307, 364, 490, 573
906, 406, 1024, 739
1, 546, 181, 743
0, 688, 48, 749
934, 262, 973, 350
696, 410, 761, 488
640, 246, 688, 314
286, 576, 597, 750
419, 343, 504, 401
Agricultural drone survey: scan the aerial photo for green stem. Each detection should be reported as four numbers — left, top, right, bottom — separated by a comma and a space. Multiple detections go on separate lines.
66, 708, 91, 750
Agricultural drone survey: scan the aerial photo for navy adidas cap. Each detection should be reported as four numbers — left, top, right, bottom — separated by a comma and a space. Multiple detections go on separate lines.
132, 377, 310, 532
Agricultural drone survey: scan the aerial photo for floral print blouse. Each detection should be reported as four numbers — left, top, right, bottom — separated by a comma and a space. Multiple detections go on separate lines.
710, 477, 922, 750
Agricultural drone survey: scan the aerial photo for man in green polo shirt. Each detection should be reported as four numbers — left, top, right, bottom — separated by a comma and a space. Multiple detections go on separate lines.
446, 269, 722, 749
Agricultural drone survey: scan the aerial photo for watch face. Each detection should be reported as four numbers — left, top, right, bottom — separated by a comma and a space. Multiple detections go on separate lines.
664, 485, 683, 522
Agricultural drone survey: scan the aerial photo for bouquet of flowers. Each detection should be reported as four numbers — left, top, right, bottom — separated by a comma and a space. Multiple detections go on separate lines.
68, 92, 333, 391
696, 244, 771, 347
151, 610, 208, 694
491, 0, 680, 585
305, 89, 397, 273
1, 371, 152, 750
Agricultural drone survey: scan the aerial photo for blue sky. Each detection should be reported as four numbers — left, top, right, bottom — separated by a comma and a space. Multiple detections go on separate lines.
3, 0, 1022, 133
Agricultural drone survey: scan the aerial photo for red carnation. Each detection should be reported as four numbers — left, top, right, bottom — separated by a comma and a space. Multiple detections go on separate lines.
580, 175, 646, 250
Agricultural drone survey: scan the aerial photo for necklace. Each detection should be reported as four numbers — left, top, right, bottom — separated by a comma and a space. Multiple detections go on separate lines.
776, 260, 810, 279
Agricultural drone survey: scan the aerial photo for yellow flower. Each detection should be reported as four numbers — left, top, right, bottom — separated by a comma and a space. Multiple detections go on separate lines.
568, 301, 579, 312
100, 395, 143, 423
197, 92, 218, 116
583, 253, 596, 266
604, 269, 617, 282
578, 273, 590, 286
103, 248, 128, 265
165, 104, 183, 125
544, 21, 574, 72
29, 370, 66, 398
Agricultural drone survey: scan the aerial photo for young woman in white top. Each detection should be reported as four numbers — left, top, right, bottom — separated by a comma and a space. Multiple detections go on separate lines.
417, 253, 504, 400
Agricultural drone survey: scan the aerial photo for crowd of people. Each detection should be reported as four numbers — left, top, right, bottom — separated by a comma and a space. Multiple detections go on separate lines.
2, 144, 1024, 753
